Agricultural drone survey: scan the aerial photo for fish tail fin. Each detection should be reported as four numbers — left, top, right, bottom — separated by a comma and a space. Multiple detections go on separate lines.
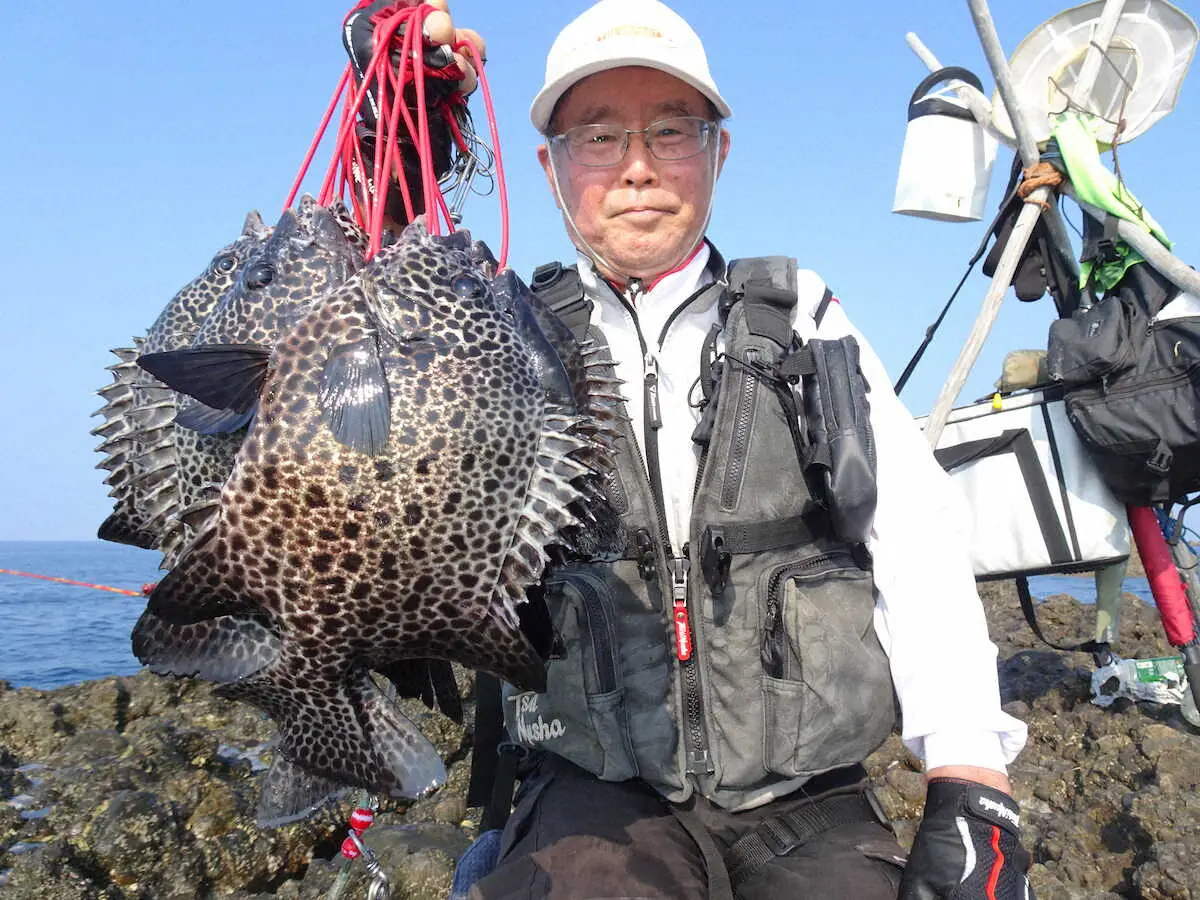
358, 673, 447, 796
219, 669, 446, 802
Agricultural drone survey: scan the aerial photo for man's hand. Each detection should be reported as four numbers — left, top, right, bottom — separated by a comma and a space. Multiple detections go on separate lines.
421, 0, 486, 96
342, 0, 488, 228
898, 779, 1035, 899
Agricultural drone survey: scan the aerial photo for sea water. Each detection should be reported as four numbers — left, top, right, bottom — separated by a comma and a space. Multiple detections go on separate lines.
0, 541, 162, 689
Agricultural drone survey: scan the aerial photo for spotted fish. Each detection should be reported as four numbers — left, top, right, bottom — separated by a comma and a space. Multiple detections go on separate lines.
93, 211, 271, 554
160, 195, 366, 436
132, 222, 614, 823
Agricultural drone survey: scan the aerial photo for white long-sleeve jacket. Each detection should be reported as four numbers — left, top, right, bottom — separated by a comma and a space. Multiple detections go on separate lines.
575, 242, 1028, 774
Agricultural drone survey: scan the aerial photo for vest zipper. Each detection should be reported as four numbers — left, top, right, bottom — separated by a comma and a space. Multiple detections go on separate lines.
763, 552, 852, 679
645, 351, 663, 430
611, 274, 720, 782
1073, 361, 1200, 402
722, 347, 761, 508
570, 572, 619, 693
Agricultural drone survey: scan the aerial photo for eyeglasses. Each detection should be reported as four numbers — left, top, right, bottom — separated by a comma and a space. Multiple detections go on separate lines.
549, 115, 717, 168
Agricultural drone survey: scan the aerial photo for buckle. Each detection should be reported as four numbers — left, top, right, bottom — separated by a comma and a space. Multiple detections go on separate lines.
1095, 237, 1121, 266
531, 261, 564, 289
1148, 443, 1173, 475
634, 529, 657, 581
700, 526, 731, 596
758, 817, 800, 856
497, 741, 530, 762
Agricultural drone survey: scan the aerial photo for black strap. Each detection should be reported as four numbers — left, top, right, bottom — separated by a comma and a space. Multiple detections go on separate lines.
482, 743, 526, 830
726, 792, 879, 889
698, 322, 722, 404
934, 427, 1073, 566
530, 261, 592, 342
893, 163, 1025, 395
726, 256, 798, 347
701, 515, 818, 595
778, 344, 817, 382
705, 515, 816, 556
467, 674, 509, 820
1015, 575, 1105, 654
667, 806, 735, 900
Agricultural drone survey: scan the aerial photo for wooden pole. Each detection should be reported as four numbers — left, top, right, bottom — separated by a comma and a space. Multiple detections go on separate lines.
1072, 0, 1129, 113
1070, 193, 1200, 298
903, 33, 1009, 145
923, 0, 1129, 446
909, 15, 1200, 302
922, 196, 1051, 445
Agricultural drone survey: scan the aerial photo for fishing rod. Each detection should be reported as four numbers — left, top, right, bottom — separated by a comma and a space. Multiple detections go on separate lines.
0, 568, 153, 598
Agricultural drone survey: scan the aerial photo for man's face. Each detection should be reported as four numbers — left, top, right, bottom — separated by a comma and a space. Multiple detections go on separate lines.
537, 66, 730, 285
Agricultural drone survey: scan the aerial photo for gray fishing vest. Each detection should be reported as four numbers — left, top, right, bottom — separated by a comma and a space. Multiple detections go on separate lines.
502, 256, 896, 810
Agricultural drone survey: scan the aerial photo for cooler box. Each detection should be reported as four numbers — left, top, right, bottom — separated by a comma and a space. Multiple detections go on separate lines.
916, 388, 1130, 580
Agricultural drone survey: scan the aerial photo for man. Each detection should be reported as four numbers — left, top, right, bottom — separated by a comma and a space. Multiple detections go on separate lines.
423, 1, 1036, 896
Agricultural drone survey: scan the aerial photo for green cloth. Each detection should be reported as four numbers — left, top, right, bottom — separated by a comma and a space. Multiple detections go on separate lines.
1050, 112, 1172, 291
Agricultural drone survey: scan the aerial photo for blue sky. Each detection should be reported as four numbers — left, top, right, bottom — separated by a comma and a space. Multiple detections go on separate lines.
1, 0, 1197, 541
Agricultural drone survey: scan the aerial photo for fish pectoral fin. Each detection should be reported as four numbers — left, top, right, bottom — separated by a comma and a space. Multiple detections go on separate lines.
320, 339, 391, 455
97, 511, 158, 550
144, 559, 255, 625
375, 659, 464, 725
174, 395, 255, 435
137, 344, 272, 414
131, 609, 280, 682
255, 754, 348, 828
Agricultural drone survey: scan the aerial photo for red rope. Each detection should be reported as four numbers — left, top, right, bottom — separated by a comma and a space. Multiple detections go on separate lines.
285, 2, 510, 264
284, 65, 353, 211
0, 568, 145, 598
283, 3, 513, 264
456, 39, 508, 270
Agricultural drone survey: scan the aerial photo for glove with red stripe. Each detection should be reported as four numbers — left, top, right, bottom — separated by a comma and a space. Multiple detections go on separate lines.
899, 779, 1035, 899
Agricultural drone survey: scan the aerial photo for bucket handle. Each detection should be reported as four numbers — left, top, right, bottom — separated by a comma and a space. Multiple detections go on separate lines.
908, 67, 984, 120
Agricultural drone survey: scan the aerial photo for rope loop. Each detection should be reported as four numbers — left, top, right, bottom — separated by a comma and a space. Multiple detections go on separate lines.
1017, 162, 1064, 212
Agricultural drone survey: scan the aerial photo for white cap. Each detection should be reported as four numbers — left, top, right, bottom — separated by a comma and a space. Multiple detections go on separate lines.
530, 0, 733, 134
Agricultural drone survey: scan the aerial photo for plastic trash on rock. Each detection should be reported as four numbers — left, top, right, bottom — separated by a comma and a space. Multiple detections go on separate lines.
1091, 653, 1189, 708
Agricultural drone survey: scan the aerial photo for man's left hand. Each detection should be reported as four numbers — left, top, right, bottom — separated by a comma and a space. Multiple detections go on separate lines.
898, 778, 1035, 899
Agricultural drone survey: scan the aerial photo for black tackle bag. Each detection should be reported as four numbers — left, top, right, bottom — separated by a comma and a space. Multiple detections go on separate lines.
1049, 260, 1200, 504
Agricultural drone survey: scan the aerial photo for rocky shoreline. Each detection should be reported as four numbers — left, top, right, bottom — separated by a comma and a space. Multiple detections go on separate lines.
2, 582, 1198, 899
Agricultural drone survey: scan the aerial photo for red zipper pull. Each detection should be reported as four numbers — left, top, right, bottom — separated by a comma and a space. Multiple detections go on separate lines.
672, 555, 692, 661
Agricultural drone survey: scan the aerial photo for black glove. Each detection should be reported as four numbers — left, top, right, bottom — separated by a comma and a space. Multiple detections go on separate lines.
899, 779, 1035, 900
342, 0, 462, 225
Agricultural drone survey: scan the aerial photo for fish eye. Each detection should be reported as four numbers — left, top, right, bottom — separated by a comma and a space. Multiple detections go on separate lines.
245, 263, 275, 290
213, 254, 238, 273
452, 274, 487, 301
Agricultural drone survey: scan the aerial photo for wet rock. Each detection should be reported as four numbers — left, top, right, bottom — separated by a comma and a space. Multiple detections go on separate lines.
88, 789, 206, 897
3, 587, 1198, 897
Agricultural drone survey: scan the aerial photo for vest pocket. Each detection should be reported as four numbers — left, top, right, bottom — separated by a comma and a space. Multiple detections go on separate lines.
509, 572, 638, 781
760, 555, 894, 777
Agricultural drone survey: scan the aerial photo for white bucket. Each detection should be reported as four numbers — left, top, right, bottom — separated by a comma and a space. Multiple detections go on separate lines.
893, 67, 998, 223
